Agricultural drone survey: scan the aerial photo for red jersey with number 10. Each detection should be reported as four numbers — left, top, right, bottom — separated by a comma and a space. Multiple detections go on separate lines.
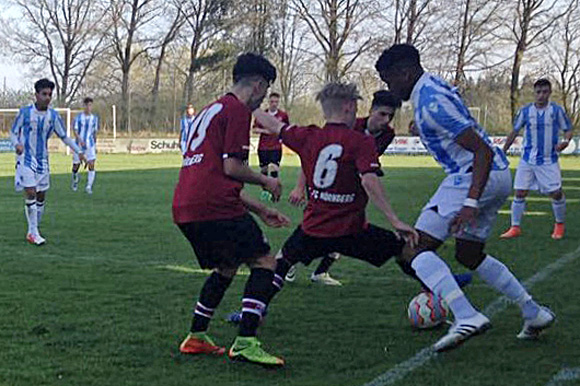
281, 123, 380, 237
172, 93, 251, 224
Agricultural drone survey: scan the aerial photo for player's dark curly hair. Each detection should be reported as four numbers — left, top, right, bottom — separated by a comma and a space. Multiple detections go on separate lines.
83, 97, 94, 104
372, 90, 402, 109
34, 78, 55, 93
233, 53, 277, 85
375, 44, 422, 73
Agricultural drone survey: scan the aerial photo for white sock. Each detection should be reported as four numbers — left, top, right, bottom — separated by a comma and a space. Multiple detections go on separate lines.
551, 197, 566, 224
25, 199, 39, 235
476, 255, 539, 319
37, 201, 45, 226
511, 198, 526, 226
87, 171, 96, 188
411, 251, 478, 320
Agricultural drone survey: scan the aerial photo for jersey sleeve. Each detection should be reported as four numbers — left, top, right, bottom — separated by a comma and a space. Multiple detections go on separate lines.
95, 116, 100, 132
281, 112, 290, 124
280, 125, 312, 153
557, 106, 572, 132
73, 115, 81, 135
10, 108, 24, 146
53, 111, 67, 139
223, 104, 251, 159
355, 135, 381, 175
422, 93, 473, 138
513, 107, 526, 132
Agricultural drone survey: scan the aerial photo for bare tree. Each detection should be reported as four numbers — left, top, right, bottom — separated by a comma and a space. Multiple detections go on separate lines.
108, 0, 159, 133
181, 0, 230, 105
550, 0, 580, 128
148, 0, 186, 125
271, 0, 309, 108
507, 0, 573, 118
5, 0, 108, 106
392, 0, 437, 45
291, 0, 379, 82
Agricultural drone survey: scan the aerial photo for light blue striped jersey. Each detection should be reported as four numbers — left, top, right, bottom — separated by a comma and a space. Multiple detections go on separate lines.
11, 104, 68, 174
73, 113, 99, 150
180, 115, 196, 155
513, 102, 572, 165
410, 73, 509, 174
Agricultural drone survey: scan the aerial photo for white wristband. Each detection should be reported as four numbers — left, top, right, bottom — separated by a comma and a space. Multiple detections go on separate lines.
464, 198, 479, 208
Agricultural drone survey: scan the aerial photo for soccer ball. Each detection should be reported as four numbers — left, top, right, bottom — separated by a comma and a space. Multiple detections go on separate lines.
407, 291, 450, 329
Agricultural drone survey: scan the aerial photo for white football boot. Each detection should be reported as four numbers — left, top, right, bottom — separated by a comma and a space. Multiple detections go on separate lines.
517, 306, 555, 340
433, 312, 491, 352
310, 272, 342, 286
26, 233, 46, 246
285, 265, 298, 283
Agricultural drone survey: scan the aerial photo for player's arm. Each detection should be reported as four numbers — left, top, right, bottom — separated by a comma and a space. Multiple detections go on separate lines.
253, 109, 285, 136
10, 110, 24, 155
54, 113, 84, 157
504, 108, 524, 153
556, 108, 573, 152
240, 191, 290, 228
450, 128, 494, 234
223, 157, 281, 201
361, 173, 418, 247
289, 170, 306, 206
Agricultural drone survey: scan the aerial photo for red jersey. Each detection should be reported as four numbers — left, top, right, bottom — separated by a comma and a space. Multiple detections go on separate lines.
281, 123, 380, 237
354, 117, 396, 155
256, 109, 289, 150
172, 93, 251, 223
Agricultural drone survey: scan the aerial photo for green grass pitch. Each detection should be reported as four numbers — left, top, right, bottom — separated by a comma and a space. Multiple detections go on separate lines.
1, 153, 579, 386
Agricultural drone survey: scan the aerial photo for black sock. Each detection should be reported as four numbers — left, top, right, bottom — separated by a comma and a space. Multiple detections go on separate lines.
314, 254, 336, 275
239, 268, 275, 337
190, 272, 233, 333
270, 170, 278, 178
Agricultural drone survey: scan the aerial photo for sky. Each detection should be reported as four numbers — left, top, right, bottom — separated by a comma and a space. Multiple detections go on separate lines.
0, 61, 28, 90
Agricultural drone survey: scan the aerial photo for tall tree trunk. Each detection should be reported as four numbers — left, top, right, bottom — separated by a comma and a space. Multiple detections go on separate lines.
454, 0, 470, 85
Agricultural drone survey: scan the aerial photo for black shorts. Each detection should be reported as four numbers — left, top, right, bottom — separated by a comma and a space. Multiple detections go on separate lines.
281, 224, 405, 268
258, 149, 282, 168
177, 214, 271, 270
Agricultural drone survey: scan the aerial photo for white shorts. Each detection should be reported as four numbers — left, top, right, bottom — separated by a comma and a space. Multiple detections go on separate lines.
513, 160, 561, 194
73, 147, 97, 163
15, 162, 50, 192
415, 168, 511, 242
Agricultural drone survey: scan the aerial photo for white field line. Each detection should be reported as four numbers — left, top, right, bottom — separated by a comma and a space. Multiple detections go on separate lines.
545, 367, 580, 386
363, 245, 580, 386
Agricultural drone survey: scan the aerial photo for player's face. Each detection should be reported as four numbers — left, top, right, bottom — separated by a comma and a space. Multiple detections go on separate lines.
379, 68, 413, 101
85, 102, 93, 114
186, 106, 195, 116
269, 96, 279, 111
248, 78, 270, 111
534, 85, 551, 106
368, 105, 395, 132
35, 88, 52, 110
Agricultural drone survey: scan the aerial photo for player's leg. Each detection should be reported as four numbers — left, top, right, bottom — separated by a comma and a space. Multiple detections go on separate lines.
257, 151, 270, 200
71, 152, 80, 191
176, 221, 237, 356
502, 160, 534, 238
23, 187, 42, 244
86, 160, 96, 194
537, 162, 565, 239
549, 188, 565, 239
310, 253, 342, 286
455, 238, 554, 339
36, 190, 46, 232
412, 208, 490, 352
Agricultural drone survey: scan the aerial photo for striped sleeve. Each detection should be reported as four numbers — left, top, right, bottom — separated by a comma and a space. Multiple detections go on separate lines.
10, 108, 24, 146
513, 107, 525, 132
53, 111, 67, 139
422, 93, 472, 138
557, 106, 572, 132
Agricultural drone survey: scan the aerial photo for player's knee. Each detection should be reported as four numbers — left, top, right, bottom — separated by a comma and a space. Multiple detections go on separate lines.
250, 253, 277, 271
455, 240, 485, 270
515, 190, 528, 199
215, 267, 237, 279
550, 189, 563, 200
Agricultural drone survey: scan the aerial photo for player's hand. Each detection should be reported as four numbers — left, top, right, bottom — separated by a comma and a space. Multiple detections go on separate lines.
253, 127, 272, 135
555, 141, 569, 152
258, 207, 291, 228
450, 206, 478, 235
391, 219, 419, 248
263, 177, 282, 202
15, 144, 23, 155
288, 187, 306, 207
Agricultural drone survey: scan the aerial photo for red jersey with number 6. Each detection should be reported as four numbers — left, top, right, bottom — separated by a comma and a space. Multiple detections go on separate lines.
281, 123, 381, 237
172, 93, 251, 224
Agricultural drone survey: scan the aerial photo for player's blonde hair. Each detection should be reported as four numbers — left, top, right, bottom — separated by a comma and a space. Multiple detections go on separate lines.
315, 82, 361, 117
